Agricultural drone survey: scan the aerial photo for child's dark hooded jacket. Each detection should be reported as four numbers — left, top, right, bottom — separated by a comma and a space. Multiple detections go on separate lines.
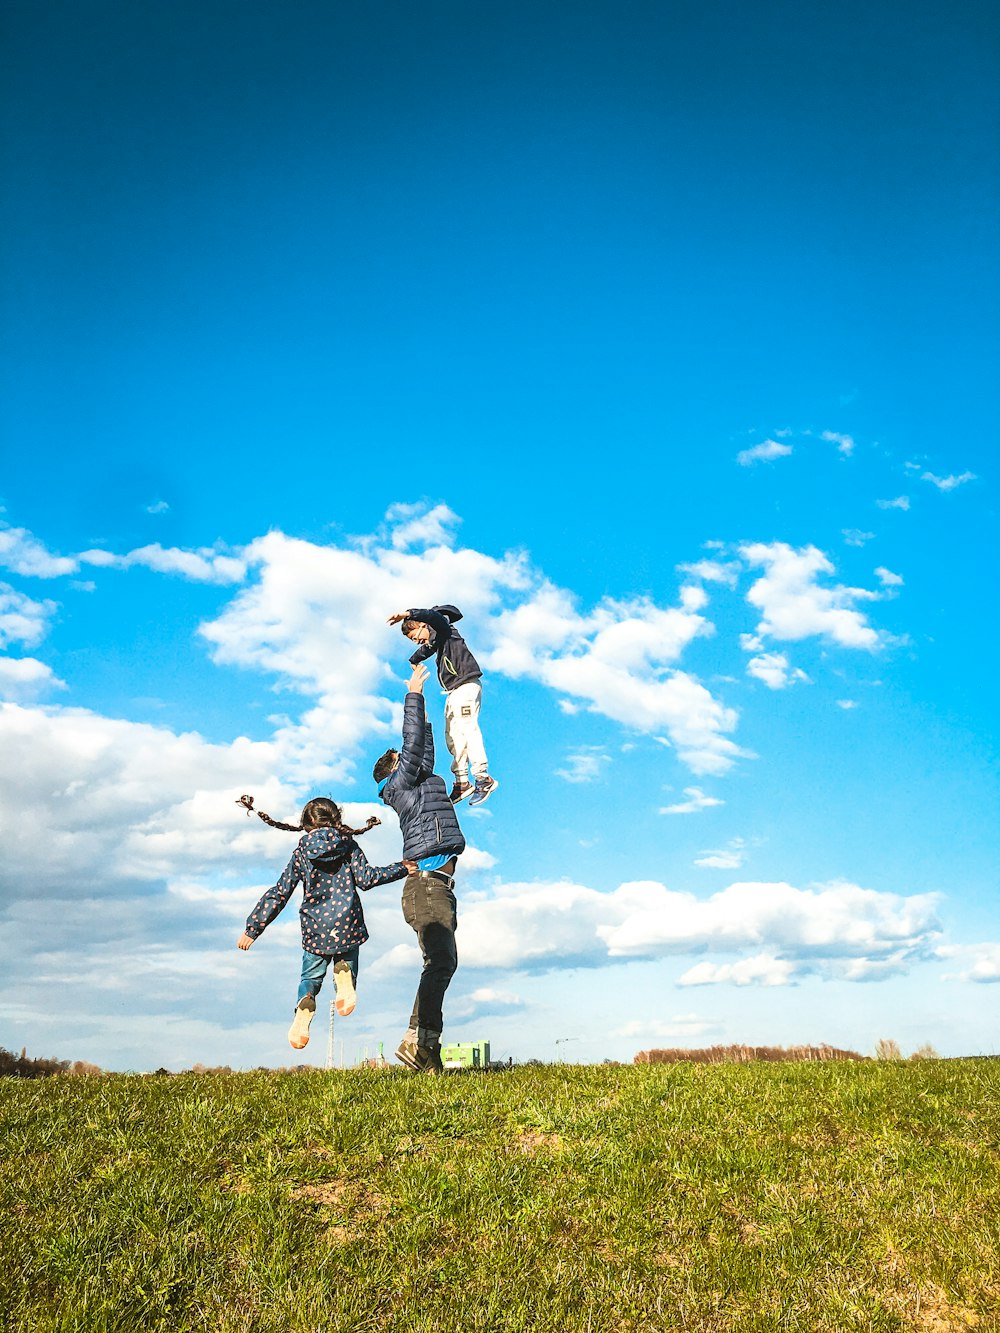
244, 828, 406, 955
380, 692, 466, 861
405, 605, 482, 692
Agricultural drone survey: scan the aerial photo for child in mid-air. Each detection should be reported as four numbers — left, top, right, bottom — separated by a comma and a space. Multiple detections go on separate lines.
236, 794, 410, 1049
386, 604, 498, 807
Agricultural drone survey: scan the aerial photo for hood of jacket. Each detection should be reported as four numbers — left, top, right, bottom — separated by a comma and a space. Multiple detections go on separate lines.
299, 827, 352, 868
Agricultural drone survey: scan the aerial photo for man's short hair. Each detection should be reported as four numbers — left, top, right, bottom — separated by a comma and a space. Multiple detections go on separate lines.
372, 749, 399, 783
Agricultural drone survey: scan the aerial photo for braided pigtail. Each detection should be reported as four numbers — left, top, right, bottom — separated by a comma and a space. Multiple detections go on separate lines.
334, 814, 381, 837
237, 794, 380, 837
236, 794, 303, 832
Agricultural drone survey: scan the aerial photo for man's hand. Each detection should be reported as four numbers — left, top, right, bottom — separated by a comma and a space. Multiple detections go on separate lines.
407, 663, 429, 694
403, 859, 419, 875
237, 932, 254, 950
387, 612, 408, 625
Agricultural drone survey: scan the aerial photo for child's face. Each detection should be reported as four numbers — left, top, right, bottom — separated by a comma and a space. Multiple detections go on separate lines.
406, 624, 431, 644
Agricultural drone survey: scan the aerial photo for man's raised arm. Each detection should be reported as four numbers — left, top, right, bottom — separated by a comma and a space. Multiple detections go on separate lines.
396, 664, 433, 787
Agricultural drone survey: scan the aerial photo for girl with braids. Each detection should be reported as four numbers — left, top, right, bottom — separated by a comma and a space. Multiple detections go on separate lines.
236, 795, 412, 1050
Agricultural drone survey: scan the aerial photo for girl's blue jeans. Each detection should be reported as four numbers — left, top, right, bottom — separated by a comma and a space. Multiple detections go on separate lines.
297, 947, 359, 1005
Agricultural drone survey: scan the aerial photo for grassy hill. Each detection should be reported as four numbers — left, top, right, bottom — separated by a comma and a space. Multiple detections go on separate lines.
2, 1060, 997, 1331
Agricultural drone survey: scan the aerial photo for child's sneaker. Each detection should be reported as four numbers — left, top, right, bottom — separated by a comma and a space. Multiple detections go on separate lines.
468, 776, 498, 807
449, 781, 474, 804
288, 995, 316, 1049
334, 960, 356, 1017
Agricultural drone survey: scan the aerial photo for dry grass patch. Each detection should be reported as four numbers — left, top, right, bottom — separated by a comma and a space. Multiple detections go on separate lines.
512, 1129, 564, 1153
289, 1180, 349, 1206
902, 1285, 983, 1331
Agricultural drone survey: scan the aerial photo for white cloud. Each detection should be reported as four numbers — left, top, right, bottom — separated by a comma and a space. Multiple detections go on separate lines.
839, 953, 912, 982
746, 652, 810, 690
450, 986, 525, 1020
546, 666, 742, 775
836, 699, 859, 710
365, 941, 420, 979
821, 431, 855, 456
678, 954, 796, 987
677, 559, 741, 588
741, 542, 883, 650
875, 567, 903, 587
146, 500, 170, 515
737, 439, 793, 466
0, 584, 58, 649
555, 747, 610, 784
937, 943, 1000, 983
0, 526, 77, 578
199, 525, 528, 785
451, 877, 941, 979
0, 521, 245, 586
0, 701, 286, 892
454, 880, 613, 969
0, 510, 749, 777
460, 846, 498, 873
842, 530, 875, 547
468, 986, 522, 1006
876, 496, 910, 511
477, 581, 744, 775
0, 507, 741, 787
384, 502, 461, 551
615, 1014, 719, 1040
694, 838, 747, 870
0, 657, 67, 700
595, 879, 940, 967
81, 543, 246, 584
660, 786, 723, 815
921, 471, 976, 492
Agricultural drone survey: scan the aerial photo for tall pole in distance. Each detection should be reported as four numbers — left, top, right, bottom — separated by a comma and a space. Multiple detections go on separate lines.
326, 998, 335, 1070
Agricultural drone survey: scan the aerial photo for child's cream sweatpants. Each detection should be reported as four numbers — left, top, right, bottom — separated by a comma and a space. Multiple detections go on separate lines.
443, 681, 489, 783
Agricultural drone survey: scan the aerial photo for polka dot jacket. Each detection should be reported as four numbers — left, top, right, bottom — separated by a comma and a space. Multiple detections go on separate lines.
244, 828, 406, 956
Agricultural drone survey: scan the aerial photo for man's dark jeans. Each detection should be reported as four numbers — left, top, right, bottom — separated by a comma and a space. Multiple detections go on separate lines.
402, 868, 458, 1035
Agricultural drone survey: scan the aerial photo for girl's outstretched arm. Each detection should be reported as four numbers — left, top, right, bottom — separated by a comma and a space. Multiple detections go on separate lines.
242, 851, 303, 940
350, 844, 408, 891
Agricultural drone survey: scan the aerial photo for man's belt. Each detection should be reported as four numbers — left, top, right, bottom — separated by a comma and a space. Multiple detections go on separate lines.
421, 866, 456, 889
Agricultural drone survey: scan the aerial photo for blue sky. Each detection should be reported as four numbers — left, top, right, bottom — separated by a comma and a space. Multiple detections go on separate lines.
1, 0, 997, 1069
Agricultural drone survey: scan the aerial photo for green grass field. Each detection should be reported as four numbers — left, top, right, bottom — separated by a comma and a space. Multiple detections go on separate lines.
2, 1060, 997, 1332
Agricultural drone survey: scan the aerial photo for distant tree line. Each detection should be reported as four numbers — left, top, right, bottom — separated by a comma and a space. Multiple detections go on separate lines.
634, 1043, 867, 1064
0, 1047, 102, 1079
635, 1041, 943, 1064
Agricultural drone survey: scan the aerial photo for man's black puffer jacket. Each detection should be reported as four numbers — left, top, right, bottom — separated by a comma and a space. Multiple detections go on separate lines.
380, 691, 466, 861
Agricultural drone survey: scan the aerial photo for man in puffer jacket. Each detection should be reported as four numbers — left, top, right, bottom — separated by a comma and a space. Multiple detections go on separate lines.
373, 663, 466, 1073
